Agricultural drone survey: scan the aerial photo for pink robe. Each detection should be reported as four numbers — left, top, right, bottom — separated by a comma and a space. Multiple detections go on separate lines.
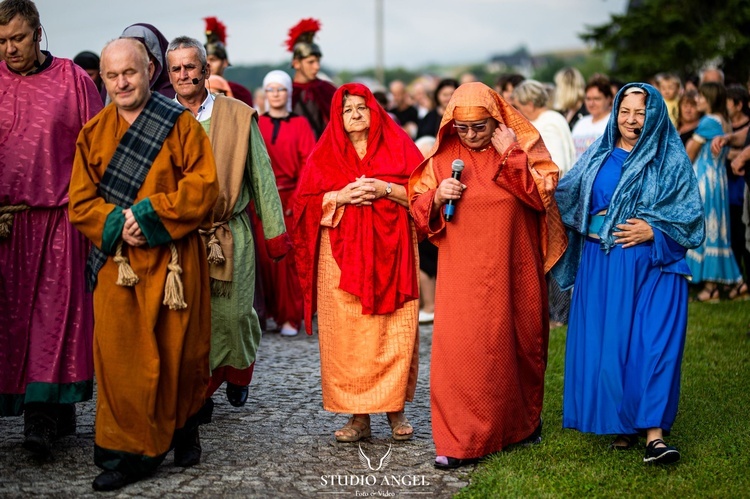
0, 56, 103, 414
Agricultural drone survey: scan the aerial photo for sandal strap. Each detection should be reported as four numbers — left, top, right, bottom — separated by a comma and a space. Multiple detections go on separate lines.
647, 438, 667, 450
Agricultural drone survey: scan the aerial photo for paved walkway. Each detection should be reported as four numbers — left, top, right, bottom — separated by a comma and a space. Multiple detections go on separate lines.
0, 323, 473, 497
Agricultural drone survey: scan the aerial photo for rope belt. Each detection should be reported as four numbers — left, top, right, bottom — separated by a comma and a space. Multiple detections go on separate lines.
0, 204, 30, 239
114, 240, 187, 310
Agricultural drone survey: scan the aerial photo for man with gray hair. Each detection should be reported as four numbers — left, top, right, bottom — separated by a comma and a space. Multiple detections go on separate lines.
0, 0, 102, 458
166, 36, 289, 411
69, 37, 219, 491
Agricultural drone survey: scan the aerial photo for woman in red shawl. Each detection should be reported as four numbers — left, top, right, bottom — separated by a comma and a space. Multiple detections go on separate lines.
293, 83, 422, 442
409, 82, 567, 469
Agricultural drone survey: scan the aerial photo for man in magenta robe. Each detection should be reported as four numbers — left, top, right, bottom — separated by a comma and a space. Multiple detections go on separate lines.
0, 0, 103, 457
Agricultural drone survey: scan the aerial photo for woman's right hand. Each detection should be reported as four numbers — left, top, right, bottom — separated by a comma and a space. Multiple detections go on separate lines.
433, 177, 466, 210
337, 175, 377, 206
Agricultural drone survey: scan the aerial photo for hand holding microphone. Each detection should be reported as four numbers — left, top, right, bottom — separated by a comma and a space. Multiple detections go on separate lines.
441, 159, 465, 222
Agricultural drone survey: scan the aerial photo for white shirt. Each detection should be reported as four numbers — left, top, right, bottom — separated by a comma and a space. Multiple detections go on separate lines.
571, 113, 610, 160
532, 110, 577, 177
174, 91, 215, 122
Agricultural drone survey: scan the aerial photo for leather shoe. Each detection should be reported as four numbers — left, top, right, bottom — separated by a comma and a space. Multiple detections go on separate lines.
226, 382, 249, 407
23, 409, 56, 457
92, 470, 141, 491
174, 427, 201, 467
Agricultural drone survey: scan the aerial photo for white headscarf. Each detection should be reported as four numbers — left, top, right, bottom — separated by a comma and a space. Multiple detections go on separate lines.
262, 70, 293, 113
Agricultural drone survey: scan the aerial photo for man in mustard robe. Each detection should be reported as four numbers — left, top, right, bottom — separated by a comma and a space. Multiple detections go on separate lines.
68, 38, 219, 492
165, 36, 290, 409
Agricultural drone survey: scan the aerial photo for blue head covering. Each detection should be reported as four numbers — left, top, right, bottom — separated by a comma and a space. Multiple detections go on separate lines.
552, 82, 705, 289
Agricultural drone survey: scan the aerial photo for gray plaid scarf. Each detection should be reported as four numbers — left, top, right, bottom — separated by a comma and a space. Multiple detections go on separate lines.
86, 92, 185, 291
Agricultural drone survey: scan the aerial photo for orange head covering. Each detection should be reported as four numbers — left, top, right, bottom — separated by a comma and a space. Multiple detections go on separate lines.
411, 82, 567, 272
206, 75, 234, 98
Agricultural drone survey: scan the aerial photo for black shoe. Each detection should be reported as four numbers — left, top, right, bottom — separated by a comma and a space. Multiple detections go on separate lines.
644, 438, 680, 464
520, 419, 543, 446
92, 470, 141, 491
23, 409, 56, 457
54, 404, 77, 437
174, 427, 202, 467
196, 397, 214, 425
434, 456, 479, 470
226, 382, 249, 407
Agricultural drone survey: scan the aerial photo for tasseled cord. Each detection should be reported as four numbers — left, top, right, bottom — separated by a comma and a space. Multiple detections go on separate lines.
163, 242, 187, 310
114, 241, 139, 286
206, 232, 225, 264
114, 240, 187, 310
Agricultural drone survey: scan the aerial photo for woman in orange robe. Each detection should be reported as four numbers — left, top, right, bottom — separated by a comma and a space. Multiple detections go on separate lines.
293, 83, 423, 442
409, 82, 566, 469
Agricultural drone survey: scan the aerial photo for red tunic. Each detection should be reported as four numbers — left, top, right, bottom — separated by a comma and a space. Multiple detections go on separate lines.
257, 114, 315, 327
409, 82, 566, 459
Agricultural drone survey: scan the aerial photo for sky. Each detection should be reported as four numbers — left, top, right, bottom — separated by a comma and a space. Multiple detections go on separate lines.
35, 0, 629, 71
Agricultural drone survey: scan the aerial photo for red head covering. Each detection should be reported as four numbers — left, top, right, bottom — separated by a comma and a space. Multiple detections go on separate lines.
293, 83, 422, 333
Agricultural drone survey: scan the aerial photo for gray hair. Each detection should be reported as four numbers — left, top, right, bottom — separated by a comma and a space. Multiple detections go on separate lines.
166, 36, 207, 67
512, 79, 551, 109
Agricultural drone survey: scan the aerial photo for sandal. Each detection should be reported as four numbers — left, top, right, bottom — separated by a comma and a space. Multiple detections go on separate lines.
335, 416, 371, 443
728, 281, 749, 300
608, 433, 638, 450
387, 412, 414, 441
695, 286, 720, 303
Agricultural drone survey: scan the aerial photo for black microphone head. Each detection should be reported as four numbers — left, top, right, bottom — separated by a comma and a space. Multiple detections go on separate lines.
634, 128, 642, 136
451, 159, 465, 172
192, 78, 201, 85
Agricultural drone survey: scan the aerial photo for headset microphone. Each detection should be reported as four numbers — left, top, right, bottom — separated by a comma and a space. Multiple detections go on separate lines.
191, 78, 201, 85
634, 128, 642, 136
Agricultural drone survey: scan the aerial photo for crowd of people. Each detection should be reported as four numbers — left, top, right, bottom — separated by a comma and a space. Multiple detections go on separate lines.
2, 0, 750, 492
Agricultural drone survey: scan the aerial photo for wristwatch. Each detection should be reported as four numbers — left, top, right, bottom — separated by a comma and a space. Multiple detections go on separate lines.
385, 182, 392, 196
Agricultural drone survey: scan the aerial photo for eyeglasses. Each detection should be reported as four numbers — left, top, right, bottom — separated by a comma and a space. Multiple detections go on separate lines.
264, 87, 288, 94
453, 121, 488, 133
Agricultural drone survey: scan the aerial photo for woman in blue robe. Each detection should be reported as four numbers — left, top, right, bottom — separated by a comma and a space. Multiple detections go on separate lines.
553, 83, 705, 465
685, 82, 742, 301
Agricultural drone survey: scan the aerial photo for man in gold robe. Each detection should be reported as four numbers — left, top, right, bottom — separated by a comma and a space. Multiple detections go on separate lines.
68, 38, 219, 491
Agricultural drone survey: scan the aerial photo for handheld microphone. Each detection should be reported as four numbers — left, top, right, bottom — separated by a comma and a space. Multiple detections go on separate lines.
634, 128, 642, 136
443, 159, 465, 222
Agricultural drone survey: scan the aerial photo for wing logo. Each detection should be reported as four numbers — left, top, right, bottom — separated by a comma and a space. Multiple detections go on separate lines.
358, 443, 392, 471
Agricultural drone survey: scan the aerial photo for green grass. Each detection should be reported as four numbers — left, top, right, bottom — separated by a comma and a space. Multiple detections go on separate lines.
457, 301, 750, 498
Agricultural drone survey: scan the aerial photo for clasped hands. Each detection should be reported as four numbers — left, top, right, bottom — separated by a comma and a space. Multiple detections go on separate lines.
338, 175, 389, 206
613, 218, 653, 248
121, 208, 146, 246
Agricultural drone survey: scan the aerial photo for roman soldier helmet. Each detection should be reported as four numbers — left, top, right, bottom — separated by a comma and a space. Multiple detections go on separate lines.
285, 18, 322, 61
204, 16, 229, 63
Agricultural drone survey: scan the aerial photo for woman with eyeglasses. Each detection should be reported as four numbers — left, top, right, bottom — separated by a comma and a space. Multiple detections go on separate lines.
571, 74, 613, 160
293, 83, 423, 443
256, 70, 316, 337
408, 82, 567, 469
553, 84, 704, 464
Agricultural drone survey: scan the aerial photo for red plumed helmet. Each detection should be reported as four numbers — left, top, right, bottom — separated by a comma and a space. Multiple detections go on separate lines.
204, 16, 227, 46
285, 18, 321, 53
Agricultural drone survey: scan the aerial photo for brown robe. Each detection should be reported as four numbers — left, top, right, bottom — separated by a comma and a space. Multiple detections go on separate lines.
69, 104, 218, 469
